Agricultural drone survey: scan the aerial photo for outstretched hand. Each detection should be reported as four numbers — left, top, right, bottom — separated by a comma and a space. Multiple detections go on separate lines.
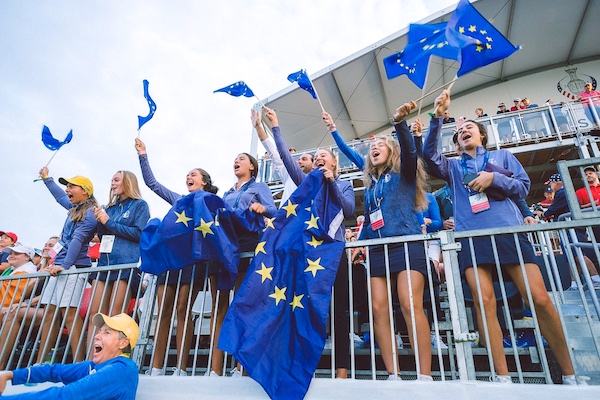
262, 107, 279, 127
434, 89, 451, 117
135, 138, 147, 154
39, 166, 49, 180
393, 101, 417, 123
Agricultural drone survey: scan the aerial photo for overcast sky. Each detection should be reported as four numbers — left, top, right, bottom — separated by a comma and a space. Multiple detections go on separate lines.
0, 0, 456, 249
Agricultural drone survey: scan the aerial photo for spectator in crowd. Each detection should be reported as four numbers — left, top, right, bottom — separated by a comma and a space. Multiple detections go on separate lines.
32, 249, 43, 269
424, 89, 581, 385
539, 187, 554, 207
0, 245, 37, 309
522, 97, 538, 109
135, 138, 220, 377
442, 111, 455, 124
86, 171, 150, 352
539, 173, 600, 291
575, 166, 600, 209
510, 98, 525, 112
545, 99, 570, 132
0, 232, 19, 272
0, 313, 139, 399
475, 107, 488, 118
497, 103, 509, 114
36, 168, 97, 365
578, 82, 600, 128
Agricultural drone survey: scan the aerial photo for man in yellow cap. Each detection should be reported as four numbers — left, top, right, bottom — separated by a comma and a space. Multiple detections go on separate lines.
0, 313, 139, 399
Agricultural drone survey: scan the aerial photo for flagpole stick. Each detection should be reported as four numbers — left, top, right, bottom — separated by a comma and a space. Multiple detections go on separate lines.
137, 129, 141, 139
431, 74, 458, 116
254, 95, 265, 109
305, 74, 325, 113
34, 149, 60, 182
412, 76, 458, 104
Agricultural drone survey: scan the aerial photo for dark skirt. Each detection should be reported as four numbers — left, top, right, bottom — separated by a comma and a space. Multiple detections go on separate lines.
92, 267, 141, 289
458, 233, 537, 277
367, 242, 429, 278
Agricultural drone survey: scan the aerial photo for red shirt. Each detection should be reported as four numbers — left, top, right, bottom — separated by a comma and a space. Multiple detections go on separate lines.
575, 183, 600, 207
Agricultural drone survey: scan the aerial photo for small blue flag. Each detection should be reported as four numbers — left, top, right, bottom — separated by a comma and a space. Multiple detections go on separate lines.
213, 81, 255, 98
446, 0, 520, 77
137, 79, 157, 129
219, 169, 345, 400
287, 69, 318, 99
384, 22, 460, 89
139, 190, 263, 290
41, 125, 73, 151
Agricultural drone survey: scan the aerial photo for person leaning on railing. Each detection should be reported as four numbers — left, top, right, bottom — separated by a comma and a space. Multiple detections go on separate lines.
423, 89, 585, 385
0, 313, 139, 400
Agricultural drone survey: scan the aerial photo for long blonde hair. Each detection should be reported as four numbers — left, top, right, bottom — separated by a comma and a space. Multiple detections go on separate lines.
107, 171, 143, 207
70, 196, 99, 223
363, 135, 428, 211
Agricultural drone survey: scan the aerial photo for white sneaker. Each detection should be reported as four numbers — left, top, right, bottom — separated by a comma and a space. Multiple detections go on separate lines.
171, 368, 188, 376
562, 374, 589, 385
490, 375, 512, 384
204, 369, 219, 377
396, 334, 404, 349
417, 375, 434, 382
145, 367, 164, 377
431, 333, 448, 349
387, 374, 401, 381
230, 368, 243, 378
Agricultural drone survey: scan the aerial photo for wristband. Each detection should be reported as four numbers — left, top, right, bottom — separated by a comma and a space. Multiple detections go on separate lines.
327, 124, 336, 132
137, 150, 147, 156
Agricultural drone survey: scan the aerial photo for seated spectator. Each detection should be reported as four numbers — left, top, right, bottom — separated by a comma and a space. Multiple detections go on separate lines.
497, 103, 509, 114
539, 187, 554, 207
0, 313, 139, 399
0, 232, 19, 272
578, 82, 600, 128
475, 107, 487, 118
510, 98, 525, 112
522, 97, 538, 109
540, 173, 600, 290
575, 166, 600, 265
0, 245, 37, 309
32, 249, 43, 270
442, 112, 455, 124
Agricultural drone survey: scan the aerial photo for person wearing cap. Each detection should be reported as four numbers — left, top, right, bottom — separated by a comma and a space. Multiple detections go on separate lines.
539, 186, 554, 207
0, 232, 19, 272
539, 173, 600, 291
577, 82, 600, 128
495, 102, 513, 142
36, 167, 98, 365
0, 313, 139, 399
575, 166, 600, 209
510, 98, 525, 112
0, 245, 37, 309
522, 97, 538, 109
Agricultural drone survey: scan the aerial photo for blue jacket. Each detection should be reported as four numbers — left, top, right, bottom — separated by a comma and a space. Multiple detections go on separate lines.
44, 178, 96, 269
97, 198, 150, 266
7, 356, 138, 400
360, 120, 422, 239
423, 117, 530, 232
222, 178, 277, 218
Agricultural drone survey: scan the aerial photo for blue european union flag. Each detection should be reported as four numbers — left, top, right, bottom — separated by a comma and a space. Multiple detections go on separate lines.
446, 0, 520, 77
138, 79, 157, 129
213, 81, 255, 98
139, 190, 262, 290
219, 169, 345, 400
41, 125, 73, 151
384, 22, 461, 89
287, 69, 318, 100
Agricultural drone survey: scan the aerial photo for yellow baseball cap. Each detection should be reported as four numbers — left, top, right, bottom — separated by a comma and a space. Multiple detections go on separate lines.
93, 313, 139, 349
58, 175, 94, 196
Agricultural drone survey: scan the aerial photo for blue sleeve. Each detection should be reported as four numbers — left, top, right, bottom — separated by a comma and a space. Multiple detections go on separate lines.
544, 190, 569, 220
488, 150, 530, 199
330, 129, 365, 171
43, 178, 71, 210
8, 360, 137, 400
103, 200, 150, 242
414, 135, 423, 158
333, 180, 355, 218
138, 154, 182, 205
12, 362, 90, 386
272, 126, 306, 186
395, 120, 417, 183
255, 183, 277, 218
424, 193, 443, 232
422, 117, 450, 181
61, 209, 96, 269
516, 198, 533, 218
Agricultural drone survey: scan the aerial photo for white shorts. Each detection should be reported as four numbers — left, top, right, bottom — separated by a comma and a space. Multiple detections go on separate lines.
427, 241, 441, 264
40, 272, 87, 308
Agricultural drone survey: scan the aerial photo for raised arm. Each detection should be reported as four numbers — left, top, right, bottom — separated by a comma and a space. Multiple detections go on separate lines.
265, 107, 306, 186
392, 101, 418, 182
252, 108, 288, 182
323, 111, 365, 171
39, 167, 71, 210
135, 138, 181, 205
423, 90, 452, 181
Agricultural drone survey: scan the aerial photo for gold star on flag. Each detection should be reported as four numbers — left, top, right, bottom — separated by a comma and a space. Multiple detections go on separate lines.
174, 210, 193, 227
304, 214, 319, 230
486, 43, 492, 50
282, 200, 298, 218
265, 217, 276, 230
255, 262, 273, 283
468, 25, 476, 33
305, 257, 325, 277
305, 200, 314, 212
459, 26, 465, 34
255, 241, 267, 255
269, 286, 287, 306
194, 218, 214, 237
306, 236, 323, 249
476, 45, 483, 52
486, 36, 493, 42
290, 294, 304, 311
480, 29, 487, 35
